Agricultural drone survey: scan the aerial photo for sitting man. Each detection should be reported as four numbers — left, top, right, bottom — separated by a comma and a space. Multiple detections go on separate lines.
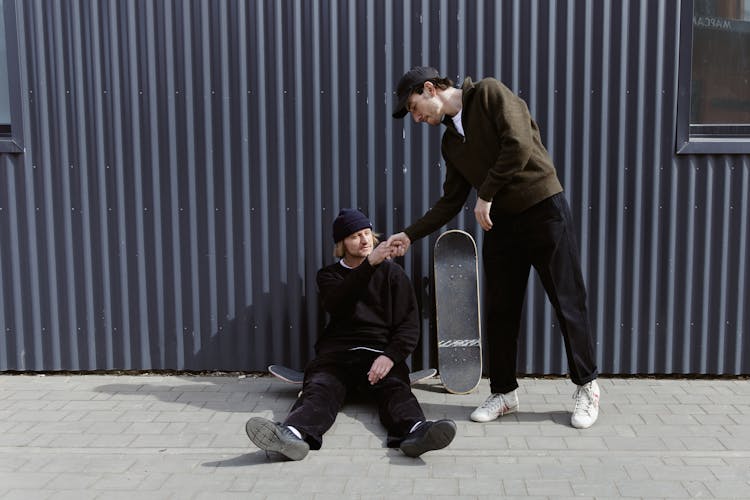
245, 208, 456, 460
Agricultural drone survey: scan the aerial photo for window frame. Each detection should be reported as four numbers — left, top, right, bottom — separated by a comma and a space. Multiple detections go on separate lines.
0, 0, 24, 154
676, 0, 750, 154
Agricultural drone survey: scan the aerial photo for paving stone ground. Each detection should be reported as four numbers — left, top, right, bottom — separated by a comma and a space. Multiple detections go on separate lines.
1, 374, 749, 499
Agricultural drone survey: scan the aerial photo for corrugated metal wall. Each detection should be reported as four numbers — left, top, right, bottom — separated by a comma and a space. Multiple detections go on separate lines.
1, 0, 748, 374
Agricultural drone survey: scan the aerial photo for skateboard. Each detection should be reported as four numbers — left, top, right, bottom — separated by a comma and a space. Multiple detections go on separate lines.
433, 230, 482, 394
268, 364, 437, 385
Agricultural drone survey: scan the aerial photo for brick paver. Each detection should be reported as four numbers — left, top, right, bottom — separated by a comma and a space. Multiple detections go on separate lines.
1, 374, 749, 498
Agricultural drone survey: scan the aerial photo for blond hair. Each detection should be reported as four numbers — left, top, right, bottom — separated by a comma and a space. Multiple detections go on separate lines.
333, 232, 381, 258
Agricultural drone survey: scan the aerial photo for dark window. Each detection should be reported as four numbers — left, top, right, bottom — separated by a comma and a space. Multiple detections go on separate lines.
0, 0, 10, 135
677, 0, 750, 153
0, 0, 22, 152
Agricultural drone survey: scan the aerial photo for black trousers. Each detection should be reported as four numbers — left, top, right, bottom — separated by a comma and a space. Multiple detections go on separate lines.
283, 350, 425, 450
483, 192, 598, 394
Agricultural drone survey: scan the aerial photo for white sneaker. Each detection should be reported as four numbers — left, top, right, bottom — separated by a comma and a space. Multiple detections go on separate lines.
470, 391, 519, 422
571, 380, 600, 429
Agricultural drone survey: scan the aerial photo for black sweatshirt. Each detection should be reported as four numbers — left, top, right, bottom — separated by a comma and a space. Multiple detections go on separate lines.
315, 259, 420, 364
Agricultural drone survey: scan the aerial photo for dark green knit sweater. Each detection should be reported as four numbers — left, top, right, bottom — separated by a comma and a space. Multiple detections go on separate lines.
404, 77, 563, 242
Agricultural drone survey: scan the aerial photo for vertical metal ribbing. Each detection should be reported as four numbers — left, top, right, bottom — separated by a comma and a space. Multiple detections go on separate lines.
681, 159, 697, 372
647, 0, 667, 373
51, 1, 79, 369
612, 1, 630, 373
199, 0, 217, 346
180, 4, 200, 358
271, 0, 288, 362
716, 159, 731, 373
3, 0, 749, 375
699, 159, 715, 373
71, 0, 96, 368
125, 0, 150, 367
735, 161, 749, 372
144, 0, 164, 367
238, 0, 252, 314
88, 0, 114, 368
366, 0, 376, 216
164, 0, 184, 368
629, 0, 648, 373
219, 1, 235, 330
33, 0, 60, 369
109, 2, 132, 367
329, 0, 340, 219
237, 0, 253, 366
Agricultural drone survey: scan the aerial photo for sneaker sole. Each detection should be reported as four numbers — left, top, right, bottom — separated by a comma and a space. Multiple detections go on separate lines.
470, 404, 519, 422
400, 420, 457, 458
245, 417, 309, 460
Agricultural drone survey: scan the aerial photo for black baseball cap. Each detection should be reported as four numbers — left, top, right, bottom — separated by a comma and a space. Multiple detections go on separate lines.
392, 66, 440, 119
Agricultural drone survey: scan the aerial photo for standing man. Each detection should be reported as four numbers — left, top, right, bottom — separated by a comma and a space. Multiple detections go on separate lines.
246, 209, 456, 460
388, 67, 600, 429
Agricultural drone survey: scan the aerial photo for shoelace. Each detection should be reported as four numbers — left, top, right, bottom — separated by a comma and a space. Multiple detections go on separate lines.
573, 385, 594, 415
479, 394, 507, 412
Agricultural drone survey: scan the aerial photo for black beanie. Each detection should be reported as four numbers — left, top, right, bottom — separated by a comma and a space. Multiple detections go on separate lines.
332, 208, 372, 243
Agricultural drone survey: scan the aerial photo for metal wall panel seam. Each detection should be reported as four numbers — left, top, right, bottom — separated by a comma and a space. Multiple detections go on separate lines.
580, 0, 592, 289
681, 159, 697, 372
164, 0, 185, 368
34, 0, 62, 369
200, 0, 218, 348
0, 157, 10, 369
329, 0, 340, 222
125, 0, 150, 368
238, 0, 252, 313
595, 0, 611, 369
527, 0, 555, 373
666, 160, 678, 373
630, 0, 647, 373
52, 0, 79, 368
219, 0, 235, 333
735, 160, 749, 372
144, 0, 165, 367
181, 3, 201, 358
348, 1, 357, 209
300, 0, 324, 363
237, 0, 252, 368
6, 0, 27, 370
271, 1, 289, 363
699, 159, 715, 373
0, 157, 6, 369
366, 0, 376, 220
664, 0, 682, 374
108, 1, 134, 368
89, 0, 115, 369
292, 0, 308, 358
250, 2, 270, 295
581, 0, 594, 368
716, 158, 731, 373
647, 0, 667, 373
71, 0, 97, 369
612, 0, 631, 373
385, 0, 395, 238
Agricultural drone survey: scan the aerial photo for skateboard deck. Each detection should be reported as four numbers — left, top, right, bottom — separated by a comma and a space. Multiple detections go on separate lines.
268, 364, 437, 385
433, 230, 482, 394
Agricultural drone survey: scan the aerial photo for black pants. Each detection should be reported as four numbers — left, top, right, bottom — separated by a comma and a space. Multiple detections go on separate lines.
483, 192, 598, 394
283, 350, 425, 450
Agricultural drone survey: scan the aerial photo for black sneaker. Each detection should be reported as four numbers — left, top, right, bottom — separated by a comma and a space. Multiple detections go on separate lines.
245, 417, 310, 461
399, 419, 456, 458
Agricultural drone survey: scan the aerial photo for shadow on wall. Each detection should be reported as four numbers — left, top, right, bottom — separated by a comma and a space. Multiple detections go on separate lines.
182, 284, 320, 373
